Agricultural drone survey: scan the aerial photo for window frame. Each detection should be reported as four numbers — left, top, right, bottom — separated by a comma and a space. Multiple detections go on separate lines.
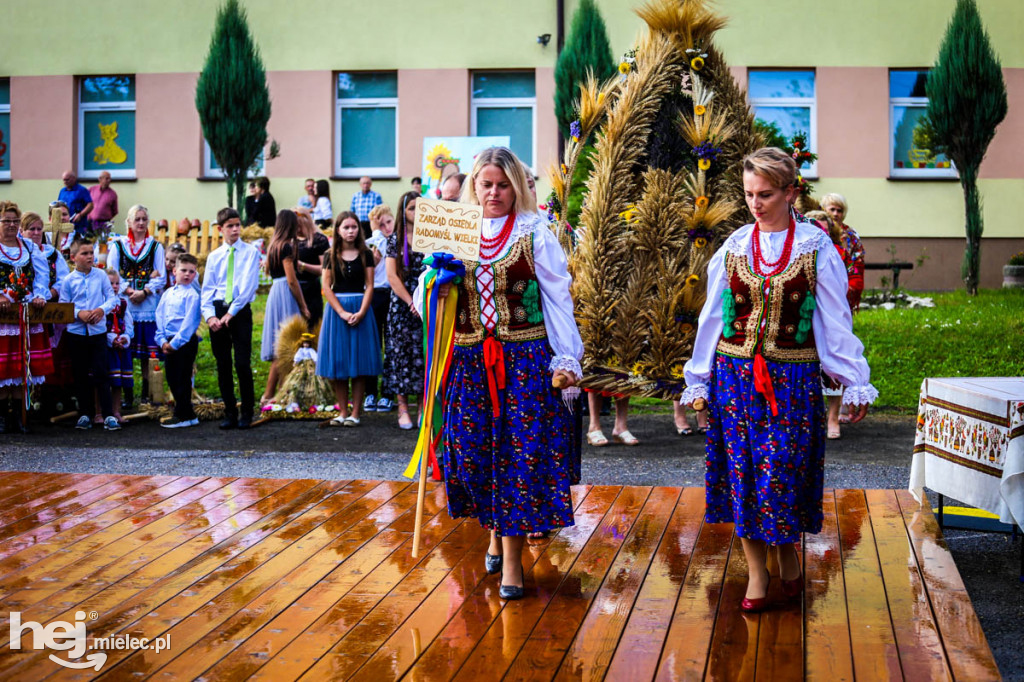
470, 71, 537, 172
334, 72, 399, 179
0, 78, 10, 180
748, 69, 818, 179
202, 139, 265, 179
77, 75, 136, 180
888, 69, 957, 179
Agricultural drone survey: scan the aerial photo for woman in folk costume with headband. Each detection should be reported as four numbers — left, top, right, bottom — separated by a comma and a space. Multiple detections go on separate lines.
424, 146, 583, 600
106, 204, 166, 405
682, 148, 876, 613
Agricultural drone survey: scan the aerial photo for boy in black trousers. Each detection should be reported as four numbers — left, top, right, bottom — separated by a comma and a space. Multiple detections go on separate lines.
58, 238, 119, 430
200, 208, 260, 428
156, 253, 201, 428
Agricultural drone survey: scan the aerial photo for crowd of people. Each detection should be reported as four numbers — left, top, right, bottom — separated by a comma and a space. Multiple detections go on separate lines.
1, 146, 875, 607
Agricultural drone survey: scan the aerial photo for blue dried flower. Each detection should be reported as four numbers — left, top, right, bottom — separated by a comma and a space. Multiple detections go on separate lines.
692, 141, 722, 161
570, 120, 581, 141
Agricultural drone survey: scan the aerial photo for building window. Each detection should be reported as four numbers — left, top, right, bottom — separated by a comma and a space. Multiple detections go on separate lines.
748, 70, 817, 178
889, 69, 955, 178
471, 71, 536, 169
335, 72, 398, 178
78, 76, 135, 179
0, 79, 9, 180
203, 140, 264, 179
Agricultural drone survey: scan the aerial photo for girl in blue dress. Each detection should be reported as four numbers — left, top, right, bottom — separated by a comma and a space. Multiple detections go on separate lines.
683, 148, 876, 612
425, 147, 584, 600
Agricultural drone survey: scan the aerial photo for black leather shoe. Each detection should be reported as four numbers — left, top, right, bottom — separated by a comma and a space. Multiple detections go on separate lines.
237, 416, 252, 430
498, 562, 525, 600
485, 552, 502, 575
219, 418, 238, 430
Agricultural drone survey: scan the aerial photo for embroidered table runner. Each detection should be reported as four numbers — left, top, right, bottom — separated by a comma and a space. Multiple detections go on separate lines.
909, 377, 1024, 526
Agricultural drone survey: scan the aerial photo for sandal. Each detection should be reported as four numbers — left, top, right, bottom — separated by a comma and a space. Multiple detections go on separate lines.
827, 428, 841, 440
697, 426, 709, 434
398, 410, 414, 430
612, 430, 639, 446
677, 425, 695, 436
329, 415, 348, 427
586, 430, 609, 447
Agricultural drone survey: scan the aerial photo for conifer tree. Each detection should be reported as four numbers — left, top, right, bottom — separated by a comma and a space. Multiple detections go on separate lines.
195, 0, 271, 211
923, 0, 1007, 295
554, 0, 616, 139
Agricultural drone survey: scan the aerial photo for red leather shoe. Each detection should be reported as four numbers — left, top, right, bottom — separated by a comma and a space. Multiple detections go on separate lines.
740, 571, 771, 613
781, 575, 804, 600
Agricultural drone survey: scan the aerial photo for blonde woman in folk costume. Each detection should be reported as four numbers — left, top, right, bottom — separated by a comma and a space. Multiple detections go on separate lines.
425, 146, 583, 600
682, 148, 876, 612
106, 204, 166, 404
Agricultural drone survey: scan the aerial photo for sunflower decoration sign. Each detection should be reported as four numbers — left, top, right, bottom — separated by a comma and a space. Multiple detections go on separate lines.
420, 136, 508, 199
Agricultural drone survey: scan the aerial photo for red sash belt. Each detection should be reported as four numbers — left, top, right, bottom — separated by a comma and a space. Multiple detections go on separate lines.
752, 352, 779, 417
483, 336, 506, 418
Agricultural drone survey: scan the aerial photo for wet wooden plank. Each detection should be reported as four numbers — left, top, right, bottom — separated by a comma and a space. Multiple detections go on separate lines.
605, 486, 705, 682
401, 485, 609, 682
755, 536, 804, 682
0, 471, 69, 504
0, 473, 121, 532
803, 490, 854, 682
0, 478, 331, 679
654, 519, 733, 680
895, 489, 1001, 682
197, 484, 426, 681
0, 476, 204, 597
0, 475, 181, 559
705, 532, 758, 681
0, 477, 285, 613
835, 488, 903, 680
501, 486, 652, 681
867, 489, 953, 680
554, 486, 681, 681
242, 484, 464, 681
39, 480, 369, 682
93, 480, 412, 681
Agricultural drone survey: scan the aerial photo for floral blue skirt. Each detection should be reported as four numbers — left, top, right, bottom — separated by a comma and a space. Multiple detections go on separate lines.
705, 353, 826, 544
130, 320, 162, 360
442, 337, 578, 536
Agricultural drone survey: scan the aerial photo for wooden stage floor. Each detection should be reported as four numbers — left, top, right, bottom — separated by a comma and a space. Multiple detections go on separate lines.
0, 472, 1000, 681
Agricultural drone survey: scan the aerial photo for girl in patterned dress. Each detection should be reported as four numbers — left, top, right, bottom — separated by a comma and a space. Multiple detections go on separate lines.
682, 148, 876, 612
107, 205, 166, 405
424, 147, 583, 600
383, 192, 426, 430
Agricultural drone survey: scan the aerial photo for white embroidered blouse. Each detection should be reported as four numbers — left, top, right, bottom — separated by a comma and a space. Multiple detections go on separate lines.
682, 222, 878, 406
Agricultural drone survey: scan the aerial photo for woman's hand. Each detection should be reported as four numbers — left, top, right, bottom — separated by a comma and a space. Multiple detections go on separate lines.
438, 283, 451, 299
129, 290, 146, 305
301, 305, 311, 320
347, 312, 363, 326
30, 297, 46, 309
552, 370, 576, 388
847, 403, 869, 424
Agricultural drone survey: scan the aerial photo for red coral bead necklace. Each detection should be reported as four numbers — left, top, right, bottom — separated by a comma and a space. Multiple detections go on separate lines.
479, 212, 516, 260
752, 218, 795, 278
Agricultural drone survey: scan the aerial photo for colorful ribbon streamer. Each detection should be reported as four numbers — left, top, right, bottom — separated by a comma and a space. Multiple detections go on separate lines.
403, 253, 465, 481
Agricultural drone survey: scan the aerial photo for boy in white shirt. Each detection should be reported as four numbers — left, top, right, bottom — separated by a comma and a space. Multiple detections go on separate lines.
200, 208, 260, 428
156, 254, 202, 428
58, 238, 119, 431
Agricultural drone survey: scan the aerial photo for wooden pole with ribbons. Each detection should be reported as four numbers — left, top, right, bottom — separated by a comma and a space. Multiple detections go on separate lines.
412, 293, 447, 559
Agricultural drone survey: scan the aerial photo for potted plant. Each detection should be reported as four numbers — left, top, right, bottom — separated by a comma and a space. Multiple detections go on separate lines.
1004, 251, 1024, 288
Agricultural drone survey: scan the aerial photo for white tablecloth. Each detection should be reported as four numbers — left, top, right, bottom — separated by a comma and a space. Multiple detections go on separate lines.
909, 377, 1024, 526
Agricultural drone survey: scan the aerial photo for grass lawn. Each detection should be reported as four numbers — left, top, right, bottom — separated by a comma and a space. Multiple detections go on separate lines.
854, 288, 1024, 411
184, 288, 1023, 413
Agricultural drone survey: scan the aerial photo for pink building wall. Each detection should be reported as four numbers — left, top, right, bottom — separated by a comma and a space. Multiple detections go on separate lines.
536, 67, 557, 174
136, 72, 201, 178
398, 69, 470, 178
265, 70, 334, 179
979, 68, 1024, 179
816, 67, 890, 178
10, 76, 75, 180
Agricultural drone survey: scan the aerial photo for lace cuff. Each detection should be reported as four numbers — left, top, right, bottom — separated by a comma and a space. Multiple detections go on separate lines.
842, 384, 879, 406
549, 355, 582, 380
680, 383, 708, 405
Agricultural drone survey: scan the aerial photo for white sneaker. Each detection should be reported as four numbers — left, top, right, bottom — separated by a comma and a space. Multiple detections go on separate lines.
161, 417, 197, 429
75, 416, 92, 430
363, 394, 377, 412
376, 397, 394, 412
103, 416, 122, 431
